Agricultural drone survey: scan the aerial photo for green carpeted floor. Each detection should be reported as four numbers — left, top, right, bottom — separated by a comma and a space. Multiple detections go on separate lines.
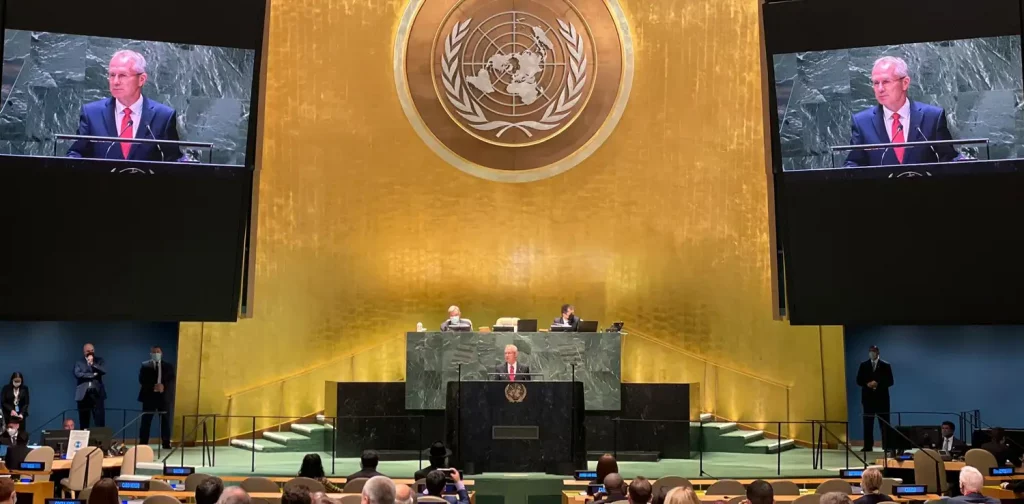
142, 446, 871, 504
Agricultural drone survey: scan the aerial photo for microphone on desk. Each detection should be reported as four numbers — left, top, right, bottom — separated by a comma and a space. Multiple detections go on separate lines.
103, 119, 134, 159
917, 126, 941, 162
879, 123, 902, 165
146, 124, 165, 162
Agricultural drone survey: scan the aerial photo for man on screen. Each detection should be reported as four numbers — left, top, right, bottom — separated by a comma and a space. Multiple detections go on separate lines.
844, 56, 957, 167
67, 50, 183, 162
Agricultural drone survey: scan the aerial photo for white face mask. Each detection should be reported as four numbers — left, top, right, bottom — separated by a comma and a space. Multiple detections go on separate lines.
152, 353, 162, 362
450, 316, 460, 324
7, 428, 17, 437
12, 381, 21, 387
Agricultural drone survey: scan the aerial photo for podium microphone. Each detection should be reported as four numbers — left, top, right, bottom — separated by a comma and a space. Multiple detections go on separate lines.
917, 126, 941, 162
104, 119, 134, 158
146, 124, 165, 162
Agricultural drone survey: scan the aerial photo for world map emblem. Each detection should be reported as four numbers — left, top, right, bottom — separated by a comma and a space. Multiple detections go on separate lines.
395, 0, 634, 182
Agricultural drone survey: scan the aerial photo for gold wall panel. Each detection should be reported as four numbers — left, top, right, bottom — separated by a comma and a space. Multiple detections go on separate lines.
175, 0, 848, 442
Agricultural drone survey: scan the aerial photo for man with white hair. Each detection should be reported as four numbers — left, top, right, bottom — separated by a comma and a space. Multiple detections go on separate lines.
492, 344, 531, 381
394, 484, 415, 504
440, 306, 471, 332
844, 55, 956, 167
362, 476, 397, 504
68, 49, 183, 162
949, 466, 999, 504
216, 487, 251, 504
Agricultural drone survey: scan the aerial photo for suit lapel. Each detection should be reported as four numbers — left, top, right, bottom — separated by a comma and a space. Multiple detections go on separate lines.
907, 100, 925, 162
129, 97, 156, 160
103, 98, 118, 157
871, 105, 889, 147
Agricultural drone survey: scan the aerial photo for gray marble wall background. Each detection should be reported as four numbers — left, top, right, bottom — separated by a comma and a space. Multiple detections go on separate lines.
774, 36, 1024, 170
406, 331, 622, 411
0, 30, 254, 165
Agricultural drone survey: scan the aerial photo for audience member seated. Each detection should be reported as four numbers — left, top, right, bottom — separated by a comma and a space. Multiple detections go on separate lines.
196, 477, 226, 504
415, 442, 449, 480
363, 476, 397, 504
395, 484, 414, 504
300, 453, 344, 493
664, 486, 700, 504
217, 488, 252, 504
746, 480, 774, 504
284, 485, 314, 504
853, 468, 890, 504
595, 454, 619, 485
940, 421, 968, 455
311, 491, 338, 504
425, 469, 469, 504
349, 450, 385, 480
88, 479, 121, 504
63, 418, 76, 430
820, 493, 852, 504
950, 466, 999, 504
0, 418, 26, 446
650, 488, 668, 504
0, 479, 15, 504
981, 428, 1019, 467
628, 477, 652, 504
593, 473, 627, 504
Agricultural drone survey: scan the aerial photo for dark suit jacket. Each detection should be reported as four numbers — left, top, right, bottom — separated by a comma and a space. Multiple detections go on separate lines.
138, 360, 176, 406
592, 491, 628, 504
492, 363, 531, 381
346, 469, 384, 480
844, 100, 957, 167
74, 357, 107, 402
552, 315, 579, 330
440, 319, 472, 332
0, 385, 30, 418
67, 96, 183, 162
948, 493, 1000, 504
855, 359, 894, 408
0, 431, 28, 446
853, 494, 892, 504
940, 435, 968, 453
982, 440, 1018, 467
414, 465, 439, 481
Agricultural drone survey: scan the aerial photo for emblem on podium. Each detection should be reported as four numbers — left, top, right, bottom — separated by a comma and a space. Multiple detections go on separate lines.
505, 382, 527, 403
395, 0, 634, 182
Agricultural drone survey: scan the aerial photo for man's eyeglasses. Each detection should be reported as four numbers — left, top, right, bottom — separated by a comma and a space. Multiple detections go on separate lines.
108, 73, 141, 81
871, 78, 905, 89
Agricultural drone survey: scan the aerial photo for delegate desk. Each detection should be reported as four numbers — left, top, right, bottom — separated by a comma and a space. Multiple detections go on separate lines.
876, 459, 965, 471
561, 491, 941, 504
12, 481, 54, 504
153, 476, 476, 486
563, 478, 860, 490
118, 490, 475, 504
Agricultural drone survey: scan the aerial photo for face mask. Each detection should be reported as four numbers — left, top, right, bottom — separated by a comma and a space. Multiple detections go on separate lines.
7, 428, 16, 437
450, 316, 460, 324
869, 352, 878, 360
151, 353, 162, 362
12, 381, 21, 387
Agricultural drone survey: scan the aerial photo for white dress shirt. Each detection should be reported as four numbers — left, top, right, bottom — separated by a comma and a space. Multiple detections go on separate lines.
942, 436, 953, 452
883, 99, 911, 143
508, 363, 517, 375
115, 95, 144, 139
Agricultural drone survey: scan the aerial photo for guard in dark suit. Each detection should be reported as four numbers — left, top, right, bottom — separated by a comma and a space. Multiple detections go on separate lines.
940, 421, 968, 455
0, 418, 27, 446
73, 343, 107, 428
856, 345, 894, 452
982, 428, 1020, 467
492, 344, 531, 381
138, 346, 175, 448
553, 304, 579, 330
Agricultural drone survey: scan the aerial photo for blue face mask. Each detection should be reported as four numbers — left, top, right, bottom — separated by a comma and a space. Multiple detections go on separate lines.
151, 353, 162, 362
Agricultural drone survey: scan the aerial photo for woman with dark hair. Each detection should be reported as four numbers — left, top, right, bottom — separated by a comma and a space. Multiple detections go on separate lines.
298, 453, 343, 493
595, 453, 619, 484
87, 479, 120, 504
1, 373, 29, 432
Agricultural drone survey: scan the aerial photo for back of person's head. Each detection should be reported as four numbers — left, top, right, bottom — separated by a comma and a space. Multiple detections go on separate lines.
596, 454, 619, 484
87, 478, 120, 504
819, 492, 852, 504
310, 492, 338, 504
745, 479, 774, 504
650, 487, 669, 504
362, 476, 397, 504
664, 486, 700, 504
960, 466, 984, 494
283, 485, 313, 504
428, 441, 447, 467
991, 427, 1005, 442
860, 468, 882, 494
628, 476, 653, 504
395, 484, 415, 504
362, 450, 380, 470
1012, 480, 1024, 498
0, 479, 16, 504
603, 473, 625, 495
299, 453, 326, 479
425, 470, 447, 496
217, 487, 251, 504
196, 476, 226, 504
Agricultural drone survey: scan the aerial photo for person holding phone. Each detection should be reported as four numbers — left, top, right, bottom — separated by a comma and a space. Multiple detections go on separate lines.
424, 468, 469, 504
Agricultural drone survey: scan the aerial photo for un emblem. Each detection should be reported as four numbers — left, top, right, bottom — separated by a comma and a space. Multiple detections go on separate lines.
395, 0, 634, 182
505, 382, 527, 403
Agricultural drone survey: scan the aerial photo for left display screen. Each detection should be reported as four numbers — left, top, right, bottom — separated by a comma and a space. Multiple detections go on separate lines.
0, 30, 256, 166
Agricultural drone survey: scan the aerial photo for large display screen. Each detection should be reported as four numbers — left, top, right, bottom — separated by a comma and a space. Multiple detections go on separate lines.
774, 36, 1023, 171
1, 30, 256, 166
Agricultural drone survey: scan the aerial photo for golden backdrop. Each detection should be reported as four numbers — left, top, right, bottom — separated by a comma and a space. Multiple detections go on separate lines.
175, 0, 848, 443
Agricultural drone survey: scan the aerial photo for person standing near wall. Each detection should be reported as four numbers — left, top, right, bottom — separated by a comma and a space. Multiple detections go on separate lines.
74, 343, 107, 428
138, 345, 174, 449
1, 373, 30, 432
857, 345, 894, 452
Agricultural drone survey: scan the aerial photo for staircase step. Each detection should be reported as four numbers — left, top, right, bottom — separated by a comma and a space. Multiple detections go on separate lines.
291, 423, 333, 435
230, 438, 289, 452
702, 422, 738, 432
745, 438, 797, 454
263, 431, 314, 446
722, 429, 764, 440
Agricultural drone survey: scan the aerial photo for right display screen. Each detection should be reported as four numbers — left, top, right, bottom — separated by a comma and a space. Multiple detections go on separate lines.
773, 36, 1023, 171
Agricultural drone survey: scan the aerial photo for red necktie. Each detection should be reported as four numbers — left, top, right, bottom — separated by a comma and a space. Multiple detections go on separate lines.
891, 112, 905, 164
120, 109, 133, 159
509, 365, 515, 381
